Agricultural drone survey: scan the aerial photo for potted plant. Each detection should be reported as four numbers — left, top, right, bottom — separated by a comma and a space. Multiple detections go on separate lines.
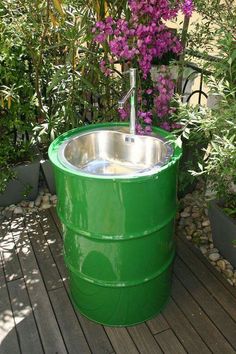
0, 136, 40, 207
0, 10, 40, 207
204, 91, 236, 267
175, 79, 236, 267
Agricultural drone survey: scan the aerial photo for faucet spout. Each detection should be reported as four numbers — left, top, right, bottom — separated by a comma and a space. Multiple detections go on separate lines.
118, 87, 135, 109
118, 68, 137, 135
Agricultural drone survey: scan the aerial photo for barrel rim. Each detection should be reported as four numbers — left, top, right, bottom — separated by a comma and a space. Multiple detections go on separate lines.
48, 122, 182, 181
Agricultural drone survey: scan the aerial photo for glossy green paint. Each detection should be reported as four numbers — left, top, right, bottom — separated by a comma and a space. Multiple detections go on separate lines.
49, 123, 182, 326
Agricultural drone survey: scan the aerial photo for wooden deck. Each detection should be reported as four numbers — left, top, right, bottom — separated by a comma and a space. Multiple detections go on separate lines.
1, 208, 236, 354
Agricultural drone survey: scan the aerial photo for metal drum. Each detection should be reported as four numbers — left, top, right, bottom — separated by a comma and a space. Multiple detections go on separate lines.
49, 123, 182, 326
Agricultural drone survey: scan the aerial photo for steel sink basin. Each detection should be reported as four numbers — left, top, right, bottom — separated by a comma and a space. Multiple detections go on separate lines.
58, 130, 173, 177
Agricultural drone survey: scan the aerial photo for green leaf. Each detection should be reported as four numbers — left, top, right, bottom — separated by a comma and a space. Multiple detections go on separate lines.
47, 67, 65, 94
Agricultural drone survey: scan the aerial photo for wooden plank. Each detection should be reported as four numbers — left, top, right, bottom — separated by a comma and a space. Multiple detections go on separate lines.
155, 329, 187, 354
174, 256, 236, 349
26, 213, 63, 291
172, 275, 235, 353
42, 210, 114, 354
128, 323, 163, 354
8, 278, 43, 354
39, 210, 68, 282
0, 218, 22, 282
177, 238, 236, 321
14, 215, 67, 354
75, 313, 114, 354
105, 327, 139, 354
0, 255, 20, 354
162, 298, 211, 354
49, 287, 91, 354
50, 207, 63, 237
178, 235, 236, 297
146, 313, 170, 335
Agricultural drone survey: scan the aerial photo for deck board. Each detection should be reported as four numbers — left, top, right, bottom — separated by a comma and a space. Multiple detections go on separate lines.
174, 256, 236, 349
41, 210, 116, 354
14, 215, 67, 354
127, 323, 163, 353
179, 234, 236, 297
161, 298, 211, 354
146, 313, 170, 335
26, 213, 63, 291
0, 255, 20, 354
105, 327, 139, 354
177, 238, 236, 321
7, 278, 44, 354
0, 207, 236, 354
172, 275, 235, 353
76, 313, 115, 354
155, 329, 187, 354
0, 219, 22, 282
49, 287, 91, 354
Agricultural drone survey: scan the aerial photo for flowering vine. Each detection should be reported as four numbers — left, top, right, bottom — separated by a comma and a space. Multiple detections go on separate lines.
93, 0, 194, 133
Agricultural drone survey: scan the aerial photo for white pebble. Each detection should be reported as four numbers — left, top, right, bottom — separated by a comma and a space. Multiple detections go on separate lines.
227, 279, 234, 286
35, 196, 42, 207
200, 246, 208, 255
209, 253, 220, 262
209, 247, 219, 254
41, 203, 51, 210
50, 195, 57, 202
181, 211, 190, 218
28, 201, 34, 208
202, 220, 210, 227
216, 259, 226, 271
224, 269, 233, 278
42, 195, 49, 203
226, 263, 233, 270
14, 207, 23, 215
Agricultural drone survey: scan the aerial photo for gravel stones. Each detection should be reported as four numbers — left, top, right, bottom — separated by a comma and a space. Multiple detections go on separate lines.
177, 182, 236, 287
0, 188, 57, 219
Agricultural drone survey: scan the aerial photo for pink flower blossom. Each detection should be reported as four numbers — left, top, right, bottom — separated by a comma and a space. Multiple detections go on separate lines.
182, 0, 194, 17
100, 60, 112, 77
118, 108, 129, 120
92, 0, 191, 131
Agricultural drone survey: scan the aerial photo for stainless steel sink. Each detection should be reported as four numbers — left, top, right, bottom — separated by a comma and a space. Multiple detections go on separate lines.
58, 130, 173, 177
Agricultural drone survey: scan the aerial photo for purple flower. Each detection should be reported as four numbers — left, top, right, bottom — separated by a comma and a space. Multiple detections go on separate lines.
100, 60, 112, 77
146, 88, 153, 95
118, 108, 129, 120
182, 0, 194, 17
92, 2, 185, 131
161, 121, 171, 131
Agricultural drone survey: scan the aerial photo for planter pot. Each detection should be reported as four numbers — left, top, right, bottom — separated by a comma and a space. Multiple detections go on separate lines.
208, 199, 236, 268
40, 159, 56, 195
0, 160, 40, 207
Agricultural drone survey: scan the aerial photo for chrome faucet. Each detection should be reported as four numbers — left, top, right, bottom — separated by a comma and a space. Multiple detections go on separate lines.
118, 68, 137, 135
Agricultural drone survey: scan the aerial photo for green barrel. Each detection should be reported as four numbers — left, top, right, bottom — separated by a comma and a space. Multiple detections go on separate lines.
49, 123, 182, 326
